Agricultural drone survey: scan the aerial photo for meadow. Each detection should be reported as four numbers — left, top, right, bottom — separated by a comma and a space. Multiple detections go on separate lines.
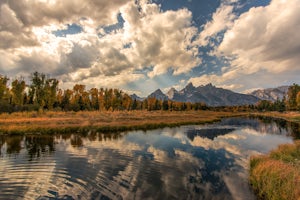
0, 110, 243, 134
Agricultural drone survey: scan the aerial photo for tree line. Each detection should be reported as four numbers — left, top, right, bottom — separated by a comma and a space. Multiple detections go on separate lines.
0, 72, 208, 113
0, 72, 299, 113
255, 84, 300, 112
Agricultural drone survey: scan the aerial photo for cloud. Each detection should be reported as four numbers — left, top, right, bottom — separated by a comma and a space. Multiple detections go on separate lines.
197, 3, 236, 46
64, 43, 99, 70
120, 1, 201, 77
0, 0, 202, 91
220, 0, 300, 74
191, 0, 300, 91
0, 4, 38, 49
3, 0, 130, 28
218, 0, 300, 71
0, 0, 126, 77
0, 0, 131, 49
61, 72, 145, 90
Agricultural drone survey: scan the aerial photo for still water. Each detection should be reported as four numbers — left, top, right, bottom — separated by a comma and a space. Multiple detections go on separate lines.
0, 117, 298, 200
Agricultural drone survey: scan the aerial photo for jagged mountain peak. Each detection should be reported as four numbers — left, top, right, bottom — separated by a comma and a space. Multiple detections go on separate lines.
148, 89, 168, 100
180, 82, 196, 94
174, 82, 259, 106
204, 83, 215, 88
144, 83, 260, 106
197, 83, 215, 89
186, 82, 195, 88
153, 89, 164, 94
186, 82, 196, 90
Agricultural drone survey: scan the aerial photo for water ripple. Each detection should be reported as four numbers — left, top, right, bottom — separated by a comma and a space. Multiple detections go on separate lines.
0, 118, 295, 200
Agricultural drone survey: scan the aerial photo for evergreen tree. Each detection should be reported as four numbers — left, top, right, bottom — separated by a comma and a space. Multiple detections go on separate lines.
162, 100, 169, 111
132, 99, 138, 110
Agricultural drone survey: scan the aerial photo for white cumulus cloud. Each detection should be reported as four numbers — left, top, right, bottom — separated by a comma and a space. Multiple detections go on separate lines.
0, 0, 202, 91
197, 3, 236, 46
191, 0, 300, 91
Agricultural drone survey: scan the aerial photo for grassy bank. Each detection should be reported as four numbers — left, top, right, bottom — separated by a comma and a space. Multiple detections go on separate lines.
250, 141, 300, 200
249, 111, 300, 200
0, 110, 244, 135
250, 111, 300, 123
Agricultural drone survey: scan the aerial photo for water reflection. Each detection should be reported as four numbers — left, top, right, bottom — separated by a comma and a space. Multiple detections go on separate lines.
186, 128, 235, 140
0, 117, 296, 200
25, 135, 55, 160
6, 136, 23, 155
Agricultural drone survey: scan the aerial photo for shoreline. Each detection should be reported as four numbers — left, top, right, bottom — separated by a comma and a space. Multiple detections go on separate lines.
1, 110, 299, 135
248, 111, 300, 199
1, 110, 300, 198
0, 110, 245, 135
249, 111, 300, 123
249, 141, 300, 199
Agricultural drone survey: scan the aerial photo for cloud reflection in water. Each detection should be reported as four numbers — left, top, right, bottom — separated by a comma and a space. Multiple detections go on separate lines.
0, 117, 295, 200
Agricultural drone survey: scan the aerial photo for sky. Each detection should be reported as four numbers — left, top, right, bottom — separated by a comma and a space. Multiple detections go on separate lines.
0, 0, 299, 96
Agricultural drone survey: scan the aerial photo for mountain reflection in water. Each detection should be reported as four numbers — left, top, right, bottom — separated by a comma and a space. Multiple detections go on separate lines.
186, 128, 236, 140
0, 117, 297, 200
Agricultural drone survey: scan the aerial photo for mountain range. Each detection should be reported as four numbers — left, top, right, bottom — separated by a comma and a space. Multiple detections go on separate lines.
132, 83, 260, 106
249, 86, 289, 102
131, 83, 290, 106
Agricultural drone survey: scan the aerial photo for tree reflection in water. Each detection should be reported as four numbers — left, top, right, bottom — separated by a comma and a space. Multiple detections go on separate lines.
5, 136, 23, 155
25, 135, 55, 160
0, 117, 297, 200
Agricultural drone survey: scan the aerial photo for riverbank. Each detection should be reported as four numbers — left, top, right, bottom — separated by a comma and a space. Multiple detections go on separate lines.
249, 111, 300, 200
0, 110, 244, 135
250, 141, 300, 200
1, 110, 300, 198
250, 111, 300, 123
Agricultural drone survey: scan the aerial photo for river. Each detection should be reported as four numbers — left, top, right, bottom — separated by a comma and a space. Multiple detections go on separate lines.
0, 117, 298, 200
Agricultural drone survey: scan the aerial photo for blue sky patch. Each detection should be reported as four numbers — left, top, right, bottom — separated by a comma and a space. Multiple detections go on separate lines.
53, 24, 83, 37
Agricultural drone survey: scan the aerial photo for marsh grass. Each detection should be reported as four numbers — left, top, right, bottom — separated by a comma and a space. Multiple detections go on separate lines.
250, 141, 300, 200
0, 110, 243, 134
251, 111, 300, 123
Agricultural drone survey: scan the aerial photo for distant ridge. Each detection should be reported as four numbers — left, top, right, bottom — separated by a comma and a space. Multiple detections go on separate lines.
249, 86, 289, 102
130, 94, 144, 101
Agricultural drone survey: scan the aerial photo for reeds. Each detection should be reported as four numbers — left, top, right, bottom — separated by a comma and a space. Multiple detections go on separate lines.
0, 110, 244, 134
250, 141, 300, 200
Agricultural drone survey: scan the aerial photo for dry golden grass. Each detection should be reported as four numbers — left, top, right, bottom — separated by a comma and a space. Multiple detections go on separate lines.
0, 110, 244, 134
270, 141, 300, 166
250, 141, 300, 200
